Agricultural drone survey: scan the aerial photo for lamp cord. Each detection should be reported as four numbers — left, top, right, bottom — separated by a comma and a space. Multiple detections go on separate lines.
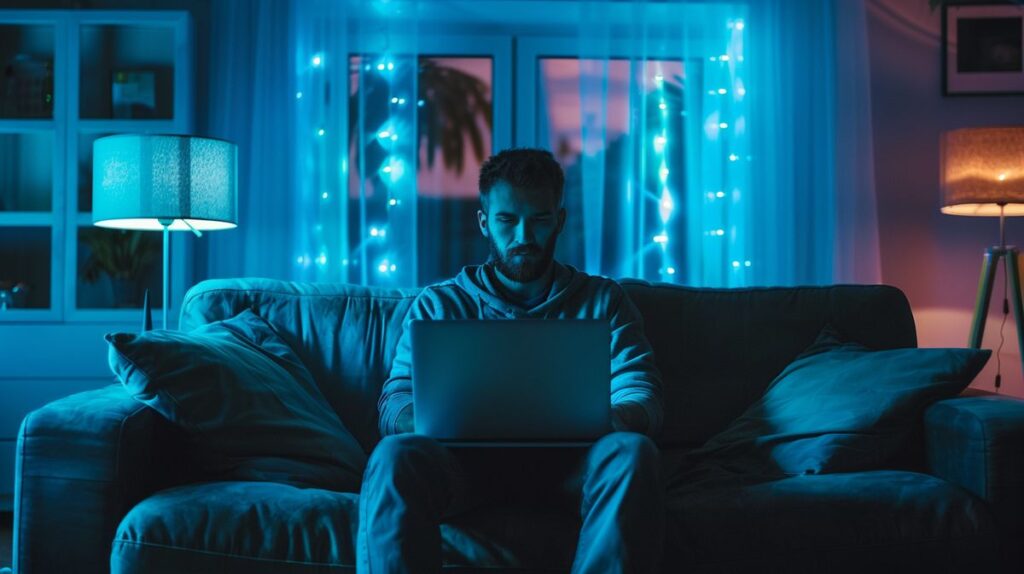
996, 255, 1007, 392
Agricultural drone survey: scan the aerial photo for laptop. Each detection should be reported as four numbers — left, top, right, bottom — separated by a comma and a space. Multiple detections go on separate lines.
410, 319, 611, 446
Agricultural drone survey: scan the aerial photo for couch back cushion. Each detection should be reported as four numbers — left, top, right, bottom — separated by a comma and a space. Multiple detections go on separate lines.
180, 279, 418, 453
181, 279, 916, 451
621, 281, 917, 447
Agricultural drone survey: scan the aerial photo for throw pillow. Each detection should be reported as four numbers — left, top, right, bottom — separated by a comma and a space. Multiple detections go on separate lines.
683, 324, 991, 478
107, 308, 366, 491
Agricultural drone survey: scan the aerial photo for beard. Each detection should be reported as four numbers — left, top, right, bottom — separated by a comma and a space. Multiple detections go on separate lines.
488, 232, 559, 283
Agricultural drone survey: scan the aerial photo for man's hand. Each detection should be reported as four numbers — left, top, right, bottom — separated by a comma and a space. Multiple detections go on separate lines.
611, 402, 649, 434
395, 406, 415, 434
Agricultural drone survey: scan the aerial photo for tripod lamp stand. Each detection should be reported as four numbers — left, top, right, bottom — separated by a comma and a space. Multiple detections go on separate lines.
940, 127, 1024, 374
92, 134, 238, 328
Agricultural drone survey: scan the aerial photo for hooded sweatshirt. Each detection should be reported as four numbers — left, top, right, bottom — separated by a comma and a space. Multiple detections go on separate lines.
378, 260, 664, 438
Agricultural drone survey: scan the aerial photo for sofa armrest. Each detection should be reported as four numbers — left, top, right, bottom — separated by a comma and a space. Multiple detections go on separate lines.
924, 395, 1024, 570
14, 384, 193, 574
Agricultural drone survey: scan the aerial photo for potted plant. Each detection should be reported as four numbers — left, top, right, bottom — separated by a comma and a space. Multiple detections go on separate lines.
79, 229, 159, 307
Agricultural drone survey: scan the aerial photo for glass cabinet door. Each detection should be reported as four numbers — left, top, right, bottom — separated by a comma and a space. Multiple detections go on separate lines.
0, 24, 55, 119
79, 24, 175, 120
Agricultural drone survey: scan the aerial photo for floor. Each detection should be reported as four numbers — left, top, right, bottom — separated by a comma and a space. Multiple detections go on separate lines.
1, 512, 10, 568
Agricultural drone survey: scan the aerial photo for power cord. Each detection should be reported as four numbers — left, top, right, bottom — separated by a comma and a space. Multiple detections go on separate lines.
995, 257, 1008, 393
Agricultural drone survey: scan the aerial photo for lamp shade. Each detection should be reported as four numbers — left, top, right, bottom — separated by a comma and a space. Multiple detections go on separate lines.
93, 134, 238, 230
940, 127, 1024, 217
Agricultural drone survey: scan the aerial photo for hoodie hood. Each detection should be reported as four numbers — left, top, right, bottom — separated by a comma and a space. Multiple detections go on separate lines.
453, 260, 590, 318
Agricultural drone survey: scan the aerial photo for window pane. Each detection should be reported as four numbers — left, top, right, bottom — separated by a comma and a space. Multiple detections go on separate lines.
348, 55, 493, 286
538, 58, 686, 279
80, 25, 175, 119
0, 226, 50, 309
0, 25, 55, 119
0, 132, 53, 212
416, 57, 492, 286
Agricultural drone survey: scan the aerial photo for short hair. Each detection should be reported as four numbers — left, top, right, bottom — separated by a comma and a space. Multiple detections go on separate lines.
478, 148, 565, 211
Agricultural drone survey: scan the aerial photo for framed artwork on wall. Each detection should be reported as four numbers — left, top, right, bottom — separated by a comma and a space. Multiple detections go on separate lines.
943, 3, 1024, 95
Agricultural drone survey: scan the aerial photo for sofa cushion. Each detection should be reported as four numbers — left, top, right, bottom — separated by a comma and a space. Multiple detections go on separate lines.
180, 279, 419, 452
620, 282, 918, 447
665, 470, 998, 572
682, 325, 990, 476
108, 309, 365, 491
112, 482, 360, 574
111, 483, 580, 573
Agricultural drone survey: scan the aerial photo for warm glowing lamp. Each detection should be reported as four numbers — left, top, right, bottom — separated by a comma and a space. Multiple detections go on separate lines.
93, 134, 238, 328
940, 127, 1024, 364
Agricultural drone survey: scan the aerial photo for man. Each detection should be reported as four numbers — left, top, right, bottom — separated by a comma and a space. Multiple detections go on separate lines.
358, 148, 665, 574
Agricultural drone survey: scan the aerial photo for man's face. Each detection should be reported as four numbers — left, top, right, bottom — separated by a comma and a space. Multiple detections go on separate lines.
477, 181, 566, 283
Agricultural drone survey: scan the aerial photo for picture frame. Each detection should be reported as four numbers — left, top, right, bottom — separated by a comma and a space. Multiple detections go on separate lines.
943, 3, 1024, 95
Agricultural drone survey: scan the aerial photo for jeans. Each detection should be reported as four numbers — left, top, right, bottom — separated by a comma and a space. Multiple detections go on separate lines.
357, 432, 665, 574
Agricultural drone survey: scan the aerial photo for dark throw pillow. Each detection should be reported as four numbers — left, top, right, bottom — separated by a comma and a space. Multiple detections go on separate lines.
683, 324, 991, 480
107, 308, 366, 491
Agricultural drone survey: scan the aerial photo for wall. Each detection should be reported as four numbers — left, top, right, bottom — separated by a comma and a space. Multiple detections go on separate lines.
867, 0, 1024, 398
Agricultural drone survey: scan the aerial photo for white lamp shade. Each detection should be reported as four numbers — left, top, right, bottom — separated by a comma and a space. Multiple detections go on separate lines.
92, 134, 238, 230
940, 127, 1024, 217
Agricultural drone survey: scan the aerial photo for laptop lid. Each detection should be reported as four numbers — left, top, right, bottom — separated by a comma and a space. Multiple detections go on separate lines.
411, 319, 611, 444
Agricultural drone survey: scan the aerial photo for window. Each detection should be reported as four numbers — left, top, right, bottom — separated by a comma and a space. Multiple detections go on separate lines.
330, 35, 510, 287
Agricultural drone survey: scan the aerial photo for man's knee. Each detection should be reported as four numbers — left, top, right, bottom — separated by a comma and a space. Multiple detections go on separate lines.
588, 432, 660, 475
366, 433, 446, 477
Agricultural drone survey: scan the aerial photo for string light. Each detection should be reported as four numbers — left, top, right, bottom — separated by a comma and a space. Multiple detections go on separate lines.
317, 128, 326, 137
295, 91, 303, 99
653, 233, 668, 244
659, 188, 674, 223
321, 192, 329, 199
653, 135, 667, 153
717, 88, 727, 95
666, 267, 676, 275
311, 54, 323, 67
379, 157, 406, 183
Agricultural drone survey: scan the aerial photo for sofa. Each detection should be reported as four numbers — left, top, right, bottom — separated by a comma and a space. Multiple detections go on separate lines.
13, 277, 1024, 573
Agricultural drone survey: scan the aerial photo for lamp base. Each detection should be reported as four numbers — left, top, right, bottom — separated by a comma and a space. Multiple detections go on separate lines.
968, 247, 1024, 377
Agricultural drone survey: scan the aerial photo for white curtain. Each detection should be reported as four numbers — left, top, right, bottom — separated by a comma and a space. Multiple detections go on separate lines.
199, 0, 881, 288
560, 0, 881, 287
201, 0, 300, 280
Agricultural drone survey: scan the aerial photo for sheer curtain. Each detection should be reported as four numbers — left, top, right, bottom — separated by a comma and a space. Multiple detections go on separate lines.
201, 0, 300, 281
199, 0, 881, 288
562, 0, 881, 287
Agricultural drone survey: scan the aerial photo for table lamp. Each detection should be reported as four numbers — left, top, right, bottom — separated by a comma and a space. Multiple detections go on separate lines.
940, 126, 1024, 378
92, 134, 238, 328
